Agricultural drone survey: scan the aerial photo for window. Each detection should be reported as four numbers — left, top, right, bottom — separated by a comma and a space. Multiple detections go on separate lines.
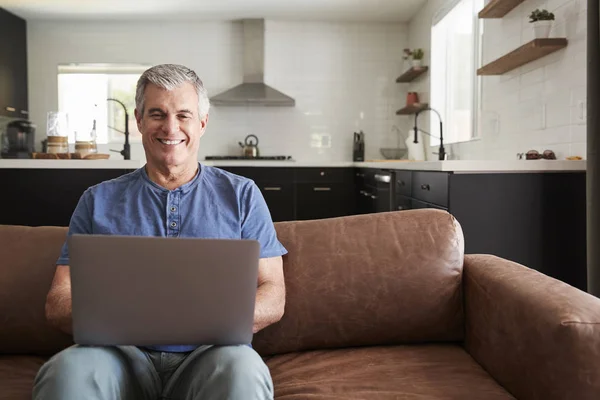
430, 0, 483, 145
58, 64, 150, 144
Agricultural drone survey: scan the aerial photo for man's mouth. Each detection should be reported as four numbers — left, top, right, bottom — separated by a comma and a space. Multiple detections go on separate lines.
157, 139, 185, 145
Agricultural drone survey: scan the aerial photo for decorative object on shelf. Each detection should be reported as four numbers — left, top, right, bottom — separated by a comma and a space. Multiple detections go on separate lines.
396, 66, 429, 83
516, 149, 557, 160
477, 38, 567, 75
529, 9, 555, 39
406, 92, 420, 107
403, 48, 425, 68
479, 0, 525, 19
411, 48, 425, 68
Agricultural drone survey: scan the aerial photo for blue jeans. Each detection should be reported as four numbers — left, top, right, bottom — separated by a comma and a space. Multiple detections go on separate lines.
32, 344, 274, 400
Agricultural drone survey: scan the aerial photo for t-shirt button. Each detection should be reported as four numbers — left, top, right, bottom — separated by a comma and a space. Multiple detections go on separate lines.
170, 221, 177, 228
170, 207, 177, 212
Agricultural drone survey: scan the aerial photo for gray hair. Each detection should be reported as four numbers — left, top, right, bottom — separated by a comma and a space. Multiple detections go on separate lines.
135, 64, 210, 118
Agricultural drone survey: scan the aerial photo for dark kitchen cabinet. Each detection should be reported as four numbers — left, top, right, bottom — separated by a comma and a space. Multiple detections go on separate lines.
255, 182, 295, 223
389, 168, 586, 292
355, 168, 392, 214
296, 182, 353, 220
0, 168, 134, 227
218, 166, 354, 222
296, 168, 355, 221
0, 8, 28, 118
218, 167, 295, 222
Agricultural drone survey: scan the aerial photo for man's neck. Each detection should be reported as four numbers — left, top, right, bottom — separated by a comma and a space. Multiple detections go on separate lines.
145, 161, 198, 191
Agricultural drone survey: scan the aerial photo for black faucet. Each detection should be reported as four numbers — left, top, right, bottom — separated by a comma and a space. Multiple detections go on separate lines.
107, 98, 131, 160
413, 106, 445, 161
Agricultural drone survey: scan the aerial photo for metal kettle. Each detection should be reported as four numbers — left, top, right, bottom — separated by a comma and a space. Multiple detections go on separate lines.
239, 134, 259, 158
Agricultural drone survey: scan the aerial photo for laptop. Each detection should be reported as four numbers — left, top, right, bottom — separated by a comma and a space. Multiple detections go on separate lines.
68, 234, 260, 347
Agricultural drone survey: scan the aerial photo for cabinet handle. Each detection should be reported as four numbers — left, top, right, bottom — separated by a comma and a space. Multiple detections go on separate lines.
356, 173, 365, 177
374, 174, 391, 183
397, 180, 405, 186
421, 184, 430, 191
397, 206, 405, 210
371, 195, 377, 199
320, 171, 325, 176
5, 106, 16, 112
313, 187, 331, 191
263, 187, 282, 191
20, 110, 28, 115
363, 192, 371, 197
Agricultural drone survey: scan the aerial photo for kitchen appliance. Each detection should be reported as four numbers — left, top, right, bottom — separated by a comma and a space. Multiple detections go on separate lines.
205, 155, 292, 161
238, 134, 260, 158
0, 119, 36, 159
209, 19, 295, 107
353, 131, 365, 161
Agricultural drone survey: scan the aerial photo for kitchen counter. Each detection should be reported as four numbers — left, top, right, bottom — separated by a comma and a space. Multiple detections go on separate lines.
0, 159, 586, 172
0, 159, 143, 169
203, 159, 586, 173
355, 160, 587, 173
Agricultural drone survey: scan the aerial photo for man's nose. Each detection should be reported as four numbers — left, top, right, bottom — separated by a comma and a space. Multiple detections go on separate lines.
162, 115, 179, 135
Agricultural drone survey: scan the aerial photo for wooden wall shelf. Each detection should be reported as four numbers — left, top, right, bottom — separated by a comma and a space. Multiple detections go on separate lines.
396, 66, 429, 83
478, 0, 525, 18
396, 103, 429, 115
477, 38, 568, 75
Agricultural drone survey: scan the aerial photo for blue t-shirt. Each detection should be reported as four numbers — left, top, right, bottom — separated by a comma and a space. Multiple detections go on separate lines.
57, 163, 287, 352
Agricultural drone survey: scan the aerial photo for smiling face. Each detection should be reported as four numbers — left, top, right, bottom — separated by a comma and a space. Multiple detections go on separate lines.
135, 82, 207, 172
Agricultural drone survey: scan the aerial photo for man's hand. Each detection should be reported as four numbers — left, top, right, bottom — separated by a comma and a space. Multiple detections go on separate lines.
253, 256, 285, 334
45, 265, 73, 335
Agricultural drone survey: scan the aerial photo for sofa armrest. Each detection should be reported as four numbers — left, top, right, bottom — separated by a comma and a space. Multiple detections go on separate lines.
464, 254, 600, 400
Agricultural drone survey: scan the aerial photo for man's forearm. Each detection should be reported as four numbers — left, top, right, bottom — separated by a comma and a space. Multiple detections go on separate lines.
253, 282, 285, 333
45, 285, 73, 335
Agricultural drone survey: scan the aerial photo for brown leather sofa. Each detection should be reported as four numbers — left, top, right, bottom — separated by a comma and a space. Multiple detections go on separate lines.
1, 209, 599, 399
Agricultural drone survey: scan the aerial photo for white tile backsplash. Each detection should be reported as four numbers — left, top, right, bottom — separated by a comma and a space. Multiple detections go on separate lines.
28, 20, 408, 162
408, 0, 587, 160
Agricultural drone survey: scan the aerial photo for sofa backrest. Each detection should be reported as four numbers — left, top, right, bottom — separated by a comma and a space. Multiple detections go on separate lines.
0, 209, 464, 357
253, 209, 465, 355
0, 225, 73, 356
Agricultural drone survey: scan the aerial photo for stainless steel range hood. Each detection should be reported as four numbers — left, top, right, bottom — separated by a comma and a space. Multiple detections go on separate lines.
210, 19, 295, 107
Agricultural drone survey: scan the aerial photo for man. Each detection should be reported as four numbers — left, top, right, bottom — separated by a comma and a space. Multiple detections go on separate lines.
33, 64, 287, 400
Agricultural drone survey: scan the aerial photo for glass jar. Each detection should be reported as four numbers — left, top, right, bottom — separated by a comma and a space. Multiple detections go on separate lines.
46, 111, 69, 154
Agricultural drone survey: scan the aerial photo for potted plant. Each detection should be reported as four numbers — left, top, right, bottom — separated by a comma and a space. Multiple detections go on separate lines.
529, 9, 555, 39
411, 48, 425, 68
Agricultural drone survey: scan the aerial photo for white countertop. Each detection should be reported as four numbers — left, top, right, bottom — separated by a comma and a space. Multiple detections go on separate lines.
0, 159, 143, 169
0, 159, 586, 172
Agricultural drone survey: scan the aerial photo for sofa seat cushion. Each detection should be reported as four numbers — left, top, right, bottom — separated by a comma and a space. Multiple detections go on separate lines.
266, 344, 515, 399
0, 356, 46, 400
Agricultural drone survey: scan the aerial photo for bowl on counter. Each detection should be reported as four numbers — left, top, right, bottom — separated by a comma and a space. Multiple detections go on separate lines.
380, 148, 408, 160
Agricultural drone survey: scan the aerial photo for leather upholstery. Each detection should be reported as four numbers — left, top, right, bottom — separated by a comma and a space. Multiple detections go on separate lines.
464, 254, 600, 400
253, 210, 465, 355
1, 210, 598, 399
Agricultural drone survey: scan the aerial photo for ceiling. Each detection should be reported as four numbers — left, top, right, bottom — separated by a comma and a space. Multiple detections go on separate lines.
3, 0, 427, 22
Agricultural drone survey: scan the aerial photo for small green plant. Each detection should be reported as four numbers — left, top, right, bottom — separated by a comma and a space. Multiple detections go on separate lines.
529, 9, 555, 23
412, 48, 424, 60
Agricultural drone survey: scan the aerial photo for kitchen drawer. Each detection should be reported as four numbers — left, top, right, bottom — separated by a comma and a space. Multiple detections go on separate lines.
217, 167, 294, 183
412, 172, 449, 207
411, 198, 448, 211
394, 194, 412, 212
255, 182, 295, 222
296, 182, 354, 220
394, 170, 412, 197
295, 167, 353, 183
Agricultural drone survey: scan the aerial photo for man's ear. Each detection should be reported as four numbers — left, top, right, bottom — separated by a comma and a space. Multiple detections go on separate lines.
134, 108, 143, 134
199, 113, 209, 138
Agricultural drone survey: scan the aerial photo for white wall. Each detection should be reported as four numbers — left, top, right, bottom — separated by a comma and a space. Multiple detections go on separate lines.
27, 20, 408, 162
408, 0, 587, 160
